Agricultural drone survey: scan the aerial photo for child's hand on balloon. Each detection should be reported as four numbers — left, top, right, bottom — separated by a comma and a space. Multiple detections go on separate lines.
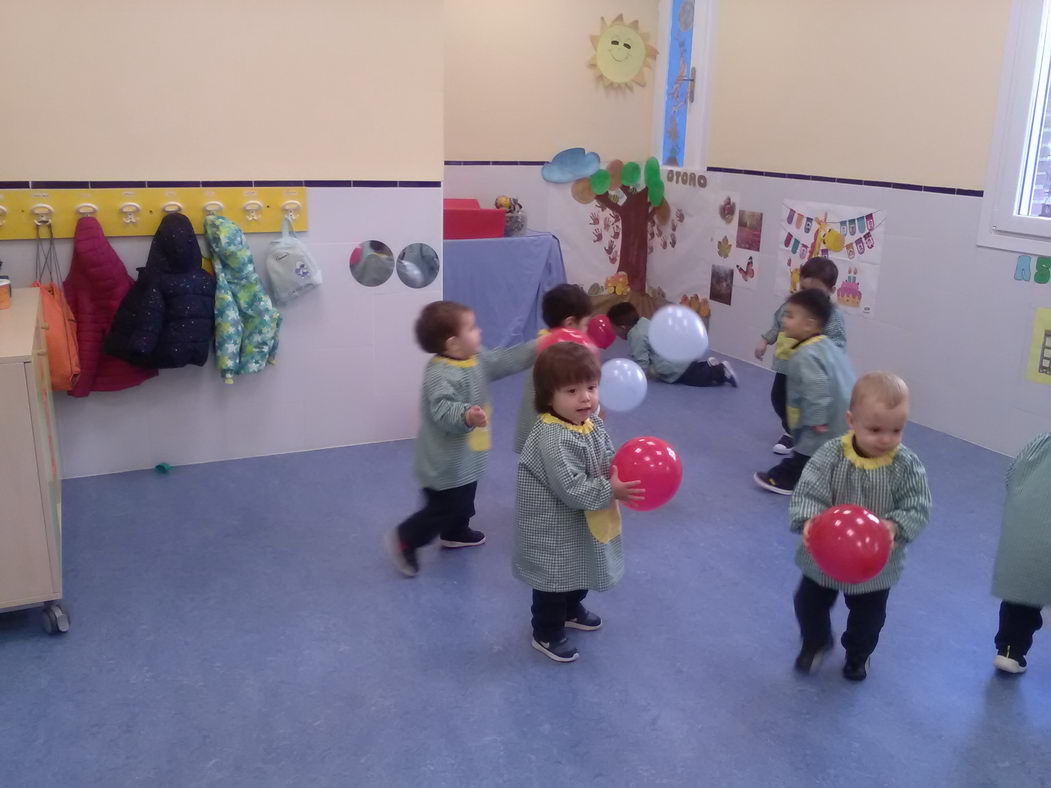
882, 519, 898, 540
802, 518, 814, 547
465, 405, 488, 428
611, 466, 645, 502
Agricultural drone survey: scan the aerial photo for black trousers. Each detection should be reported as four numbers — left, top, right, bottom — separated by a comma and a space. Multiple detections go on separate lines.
794, 576, 890, 661
770, 372, 789, 433
531, 589, 588, 642
995, 601, 1044, 656
763, 451, 810, 488
674, 360, 726, 387
396, 482, 477, 550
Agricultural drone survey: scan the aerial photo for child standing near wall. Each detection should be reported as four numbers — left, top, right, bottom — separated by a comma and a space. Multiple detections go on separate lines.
754, 289, 854, 495
755, 257, 847, 455
607, 302, 737, 387
387, 301, 535, 577
513, 283, 593, 454
789, 372, 932, 681
512, 343, 642, 662
990, 432, 1051, 674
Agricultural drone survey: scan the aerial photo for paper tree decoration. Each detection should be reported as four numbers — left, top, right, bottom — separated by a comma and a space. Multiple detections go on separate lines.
588, 14, 658, 88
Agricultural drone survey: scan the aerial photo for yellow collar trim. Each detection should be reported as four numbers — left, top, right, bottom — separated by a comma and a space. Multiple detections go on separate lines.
537, 329, 550, 337
540, 412, 594, 434
434, 355, 477, 368
842, 432, 897, 469
795, 334, 825, 350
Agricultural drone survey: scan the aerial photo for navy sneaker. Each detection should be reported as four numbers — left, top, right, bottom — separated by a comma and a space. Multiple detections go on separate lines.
439, 529, 487, 549
721, 360, 738, 388
386, 530, 419, 577
566, 608, 603, 631
754, 472, 794, 496
843, 656, 871, 682
795, 638, 834, 674
532, 636, 579, 663
773, 434, 794, 455
994, 647, 1028, 674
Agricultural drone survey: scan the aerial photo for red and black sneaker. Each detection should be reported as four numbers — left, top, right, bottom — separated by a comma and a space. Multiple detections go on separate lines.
386, 530, 419, 577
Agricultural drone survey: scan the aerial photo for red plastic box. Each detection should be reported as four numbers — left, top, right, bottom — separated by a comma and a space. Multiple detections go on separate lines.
443, 198, 505, 240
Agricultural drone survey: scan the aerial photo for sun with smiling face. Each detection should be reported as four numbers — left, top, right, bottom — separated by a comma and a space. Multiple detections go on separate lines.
589, 14, 658, 88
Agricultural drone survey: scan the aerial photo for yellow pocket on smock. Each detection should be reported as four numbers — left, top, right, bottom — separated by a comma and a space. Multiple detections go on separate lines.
586, 502, 622, 544
774, 332, 795, 360
786, 406, 800, 431
467, 404, 493, 452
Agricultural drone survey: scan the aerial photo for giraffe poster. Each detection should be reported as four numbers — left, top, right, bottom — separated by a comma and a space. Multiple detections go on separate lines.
1026, 308, 1051, 385
780, 200, 887, 317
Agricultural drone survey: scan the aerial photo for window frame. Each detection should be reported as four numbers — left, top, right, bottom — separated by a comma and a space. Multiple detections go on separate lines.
980, 0, 1051, 252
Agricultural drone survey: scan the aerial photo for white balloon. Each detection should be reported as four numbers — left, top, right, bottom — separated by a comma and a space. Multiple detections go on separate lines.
649, 305, 708, 363
600, 358, 648, 412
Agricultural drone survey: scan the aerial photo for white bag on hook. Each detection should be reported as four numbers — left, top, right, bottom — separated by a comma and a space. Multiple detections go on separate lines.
265, 218, 322, 304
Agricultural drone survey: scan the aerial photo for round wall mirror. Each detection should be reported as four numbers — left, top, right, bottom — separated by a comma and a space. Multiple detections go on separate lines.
396, 243, 440, 288
349, 240, 395, 286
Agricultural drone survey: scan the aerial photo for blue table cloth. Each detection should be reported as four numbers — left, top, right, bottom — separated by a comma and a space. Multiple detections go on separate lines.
443, 231, 567, 348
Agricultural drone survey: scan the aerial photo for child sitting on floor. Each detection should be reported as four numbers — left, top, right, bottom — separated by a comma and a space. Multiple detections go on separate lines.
514, 283, 593, 454
990, 432, 1051, 675
754, 256, 847, 456
607, 301, 737, 388
387, 300, 535, 577
512, 342, 642, 663
754, 289, 854, 495
789, 372, 932, 681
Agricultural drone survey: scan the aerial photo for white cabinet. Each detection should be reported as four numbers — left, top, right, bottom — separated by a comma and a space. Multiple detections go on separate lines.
0, 288, 69, 634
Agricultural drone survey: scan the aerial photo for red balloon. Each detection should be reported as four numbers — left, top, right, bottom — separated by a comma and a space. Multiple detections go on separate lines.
807, 505, 892, 584
586, 315, 616, 350
538, 328, 599, 358
611, 436, 683, 511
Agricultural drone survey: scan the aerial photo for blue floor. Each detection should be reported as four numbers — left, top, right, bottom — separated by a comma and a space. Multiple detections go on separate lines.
2, 357, 1048, 786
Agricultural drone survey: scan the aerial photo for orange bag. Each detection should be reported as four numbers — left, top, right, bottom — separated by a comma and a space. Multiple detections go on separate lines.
32, 222, 80, 391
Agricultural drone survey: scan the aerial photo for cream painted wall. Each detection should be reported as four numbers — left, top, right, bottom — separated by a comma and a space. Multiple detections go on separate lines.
707, 0, 1011, 189
445, 0, 659, 162
0, 0, 442, 180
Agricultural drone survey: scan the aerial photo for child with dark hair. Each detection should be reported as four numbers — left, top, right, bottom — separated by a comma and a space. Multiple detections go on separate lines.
387, 300, 535, 577
513, 342, 643, 662
514, 283, 593, 453
754, 289, 855, 495
755, 256, 847, 455
607, 302, 737, 388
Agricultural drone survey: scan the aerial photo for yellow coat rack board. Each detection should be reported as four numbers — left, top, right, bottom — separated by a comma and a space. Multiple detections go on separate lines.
0, 186, 308, 240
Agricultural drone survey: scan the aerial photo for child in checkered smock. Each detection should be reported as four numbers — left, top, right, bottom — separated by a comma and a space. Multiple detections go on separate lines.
387, 301, 535, 578
512, 343, 643, 663
789, 372, 931, 682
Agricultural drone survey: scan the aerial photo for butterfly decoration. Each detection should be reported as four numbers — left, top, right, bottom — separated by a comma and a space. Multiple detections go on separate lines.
736, 256, 755, 281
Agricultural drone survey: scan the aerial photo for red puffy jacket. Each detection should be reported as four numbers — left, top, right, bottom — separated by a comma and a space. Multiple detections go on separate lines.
63, 217, 157, 397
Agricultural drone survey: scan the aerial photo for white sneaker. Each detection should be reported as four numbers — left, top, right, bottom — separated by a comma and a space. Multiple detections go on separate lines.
722, 361, 738, 388
994, 648, 1027, 674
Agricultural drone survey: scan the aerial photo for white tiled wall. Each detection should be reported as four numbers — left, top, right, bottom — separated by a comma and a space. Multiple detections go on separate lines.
444, 164, 1051, 457
0, 187, 441, 477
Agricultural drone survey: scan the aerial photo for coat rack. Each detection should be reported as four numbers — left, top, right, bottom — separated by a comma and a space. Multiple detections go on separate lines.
0, 186, 309, 240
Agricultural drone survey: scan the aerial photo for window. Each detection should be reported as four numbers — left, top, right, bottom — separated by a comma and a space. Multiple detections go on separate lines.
980, 0, 1051, 252
655, 0, 713, 171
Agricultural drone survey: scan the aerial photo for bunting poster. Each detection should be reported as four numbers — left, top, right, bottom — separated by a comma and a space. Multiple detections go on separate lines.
781, 200, 887, 317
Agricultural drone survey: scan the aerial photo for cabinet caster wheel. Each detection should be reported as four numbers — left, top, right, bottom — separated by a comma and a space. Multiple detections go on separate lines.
42, 603, 70, 635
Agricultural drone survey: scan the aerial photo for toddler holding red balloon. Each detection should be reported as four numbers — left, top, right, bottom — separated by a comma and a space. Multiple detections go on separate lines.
513, 284, 596, 454
789, 372, 932, 681
513, 342, 643, 663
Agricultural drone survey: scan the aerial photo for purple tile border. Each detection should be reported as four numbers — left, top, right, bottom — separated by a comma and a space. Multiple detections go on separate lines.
4, 179, 442, 190
444, 160, 546, 166
706, 167, 983, 197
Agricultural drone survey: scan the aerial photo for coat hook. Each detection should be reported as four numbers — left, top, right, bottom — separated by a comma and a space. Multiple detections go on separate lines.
242, 199, 264, 222
162, 201, 183, 214
119, 202, 142, 225
75, 203, 99, 217
281, 199, 301, 222
203, 200, 224, 215
30, 203, 54, 225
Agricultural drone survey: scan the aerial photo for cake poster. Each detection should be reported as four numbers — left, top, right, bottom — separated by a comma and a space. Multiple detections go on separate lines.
781, 199, 887, 317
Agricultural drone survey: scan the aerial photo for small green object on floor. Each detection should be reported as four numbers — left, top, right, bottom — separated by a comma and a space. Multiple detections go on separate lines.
154, 463, 172, 474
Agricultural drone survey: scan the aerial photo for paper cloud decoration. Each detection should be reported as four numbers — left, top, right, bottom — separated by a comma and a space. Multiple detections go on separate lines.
541, 147, 602, 183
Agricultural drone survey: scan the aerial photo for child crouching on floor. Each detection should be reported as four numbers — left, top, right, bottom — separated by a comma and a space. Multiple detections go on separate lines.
512, 342, 642, 663
789, 372, 932, 681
